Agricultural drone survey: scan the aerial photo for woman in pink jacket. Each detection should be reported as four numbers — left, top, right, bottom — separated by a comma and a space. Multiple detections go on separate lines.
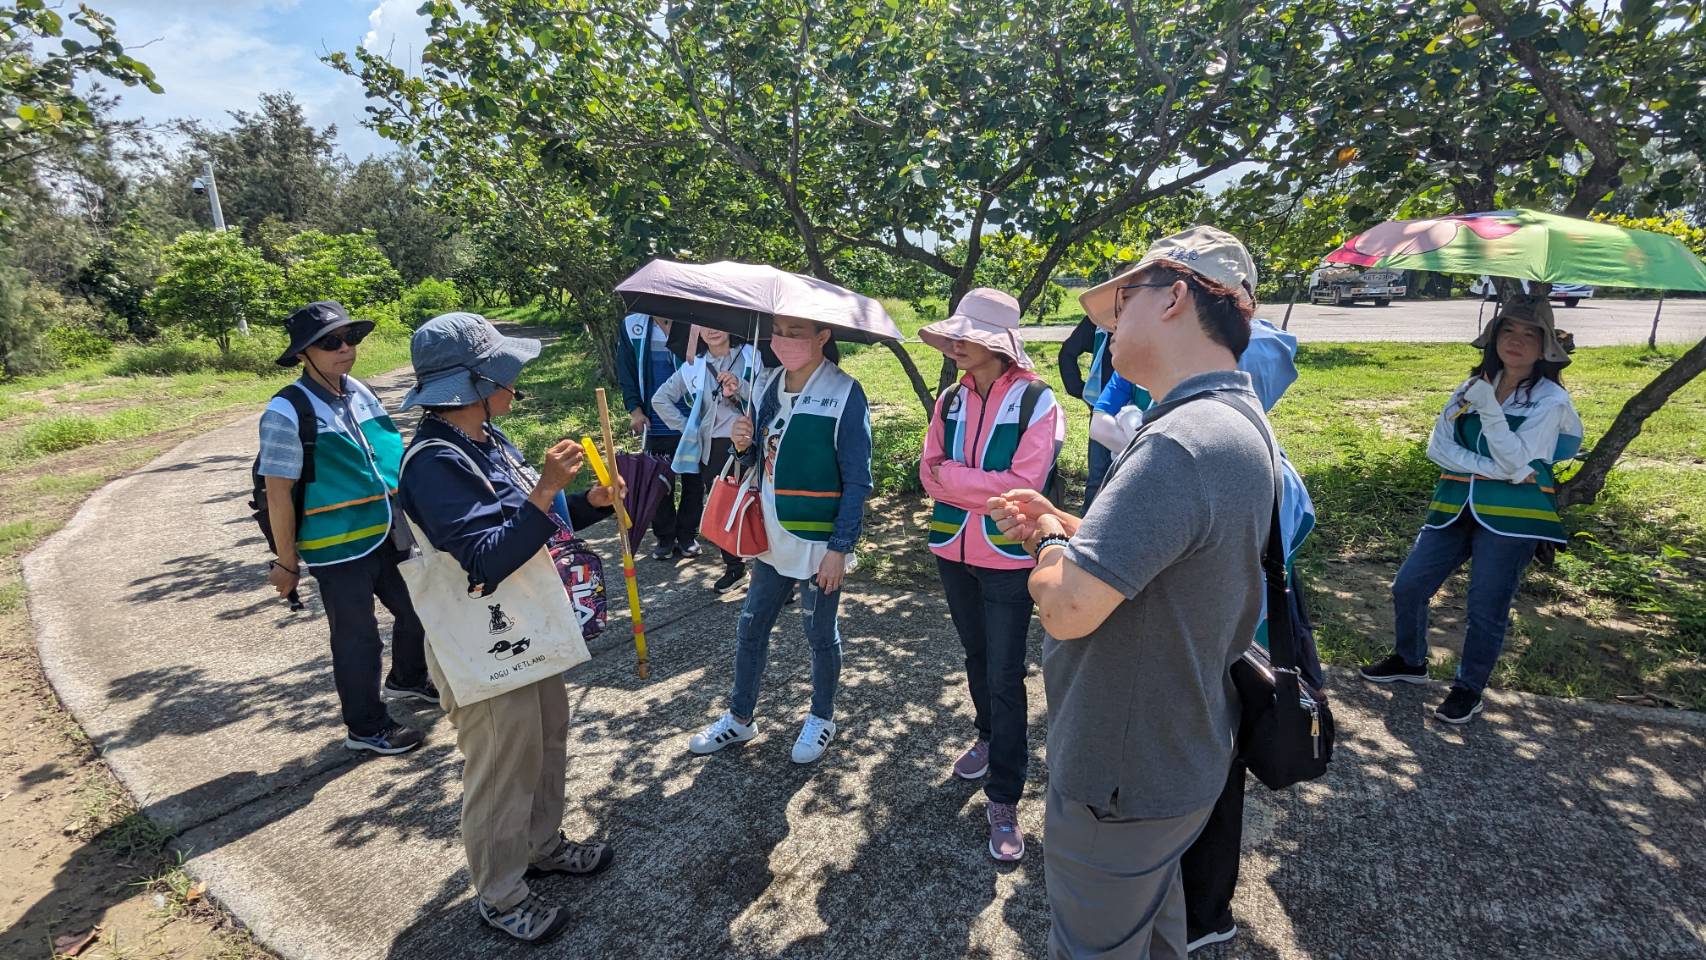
919, 288, 1065, 862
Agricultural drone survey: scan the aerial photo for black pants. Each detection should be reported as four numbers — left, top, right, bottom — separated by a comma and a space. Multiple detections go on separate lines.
1181, 759, 1247, 939
310, 539, 429, 737
646, 433, 704, 547
697, 437, 742, 568
936, 557, 1034, 805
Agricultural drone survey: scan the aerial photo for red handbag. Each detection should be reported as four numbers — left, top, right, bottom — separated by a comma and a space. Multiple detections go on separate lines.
702, 455, 768, 559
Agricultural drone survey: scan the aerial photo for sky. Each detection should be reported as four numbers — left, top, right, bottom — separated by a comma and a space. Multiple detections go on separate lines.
88, 0, 432, 160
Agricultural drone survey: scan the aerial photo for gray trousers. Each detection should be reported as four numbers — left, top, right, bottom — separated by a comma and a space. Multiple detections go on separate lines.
1045, 785, 1215, 960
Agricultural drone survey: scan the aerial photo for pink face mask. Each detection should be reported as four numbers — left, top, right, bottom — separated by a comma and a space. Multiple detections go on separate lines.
769, 334, 818, 371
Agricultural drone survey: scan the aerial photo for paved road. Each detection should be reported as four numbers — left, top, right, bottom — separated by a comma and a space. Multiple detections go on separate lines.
20, 373, 1706, 959
1021, 297, 1706, 347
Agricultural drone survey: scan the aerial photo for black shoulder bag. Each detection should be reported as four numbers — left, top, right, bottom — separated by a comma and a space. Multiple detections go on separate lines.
1208, 394, 1335, 790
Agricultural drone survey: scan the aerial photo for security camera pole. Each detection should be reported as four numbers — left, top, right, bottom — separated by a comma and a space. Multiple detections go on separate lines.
196, 161, 248, 335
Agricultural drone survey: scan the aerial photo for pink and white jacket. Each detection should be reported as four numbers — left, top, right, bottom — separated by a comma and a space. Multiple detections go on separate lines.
920, 365, 1065, 571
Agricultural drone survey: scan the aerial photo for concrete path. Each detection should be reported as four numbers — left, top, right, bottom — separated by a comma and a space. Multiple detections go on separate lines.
21, 374, 1706, 959
1020, 297, 1706, 347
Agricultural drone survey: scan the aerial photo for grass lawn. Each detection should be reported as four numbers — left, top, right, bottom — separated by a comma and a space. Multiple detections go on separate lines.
501, 322, 1706, 710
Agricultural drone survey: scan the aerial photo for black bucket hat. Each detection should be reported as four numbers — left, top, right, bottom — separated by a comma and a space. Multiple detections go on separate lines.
276, 301, 374, 367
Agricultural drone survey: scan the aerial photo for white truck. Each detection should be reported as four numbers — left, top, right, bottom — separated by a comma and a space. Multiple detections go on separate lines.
1308, 264, 1406, 306
1470, 276, 1593, 308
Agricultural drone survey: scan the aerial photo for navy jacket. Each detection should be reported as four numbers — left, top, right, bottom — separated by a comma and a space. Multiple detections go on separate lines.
399, 417, 610, 595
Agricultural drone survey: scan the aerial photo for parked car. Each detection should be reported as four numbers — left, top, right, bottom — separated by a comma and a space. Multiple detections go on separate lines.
1471, 276, 1594, 308
1308, 264, 1406, 306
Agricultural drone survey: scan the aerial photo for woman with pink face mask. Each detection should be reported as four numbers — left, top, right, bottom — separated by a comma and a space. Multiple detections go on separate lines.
686, 314, 873, 766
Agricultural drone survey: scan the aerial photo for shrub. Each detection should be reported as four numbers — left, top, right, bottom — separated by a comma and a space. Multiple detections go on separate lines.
0, 269, 57, 378
146, 231, 284, 357
399, 277, 461, 328
45, 324, 113, 366
279, 230, 402, 312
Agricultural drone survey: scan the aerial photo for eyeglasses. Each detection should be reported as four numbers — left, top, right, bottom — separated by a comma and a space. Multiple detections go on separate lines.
312, 329, 368, 351
1112, 281, 1179, 318
471, 369, 526, 402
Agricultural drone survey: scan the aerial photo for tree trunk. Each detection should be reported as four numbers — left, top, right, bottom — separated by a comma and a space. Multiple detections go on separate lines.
885, 340, 937, 415
1558, 333, 1706, 508
1648, 297, 1663, 351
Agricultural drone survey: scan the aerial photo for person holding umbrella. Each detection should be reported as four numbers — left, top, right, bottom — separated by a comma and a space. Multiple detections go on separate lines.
918, 288, 1063, 862
687, 314, 874, 764
1360, 295, 1583, 724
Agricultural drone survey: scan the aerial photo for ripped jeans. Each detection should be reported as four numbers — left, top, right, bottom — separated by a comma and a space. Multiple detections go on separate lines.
728, 559, 843, 723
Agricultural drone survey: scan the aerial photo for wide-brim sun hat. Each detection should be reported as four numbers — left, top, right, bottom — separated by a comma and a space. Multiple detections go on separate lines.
1078, 225, 1259, 331
276, 300, 374, 367
400, 312, 542, 410
918, 287, 1034, 370
1471, 294, 1571, 366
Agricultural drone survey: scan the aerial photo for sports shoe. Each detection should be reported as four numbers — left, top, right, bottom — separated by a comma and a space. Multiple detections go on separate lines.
1433, 686, 1484, 724
986, 801, 1024, 862
1360, 652, 1428, 684
344, 722, 423, 755
791, 714, 836, 764
678, 541, 703, 559
688, 712, 757, 754
382, 677, 440, 706
526, 832, 614, 878
650, 542, 674, 561
953, 740, 990, 780
1187, 924, 1238, 953
714, 564, 748, 594
476, 892, 569, 944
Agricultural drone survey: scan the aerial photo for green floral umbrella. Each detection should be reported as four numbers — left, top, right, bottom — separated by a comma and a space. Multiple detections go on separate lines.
1324, 209, 1706, 291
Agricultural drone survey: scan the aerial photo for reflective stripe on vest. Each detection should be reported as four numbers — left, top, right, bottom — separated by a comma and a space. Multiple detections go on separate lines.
1423, 411, 1566, 542
293, 387, 404, 566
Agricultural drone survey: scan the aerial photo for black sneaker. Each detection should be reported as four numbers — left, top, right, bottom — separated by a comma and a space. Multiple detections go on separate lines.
477, 892, 570, 944
345, 722, 424, 755
1433, 686, 1484, 724
1360, 653, 1428, 685
650, 542, 674, 561
678, 541, 703, 559
526, 832, 615, 878
382, 677, 440, 706
1187, 924, 1237, 953
714, 564, 747, 594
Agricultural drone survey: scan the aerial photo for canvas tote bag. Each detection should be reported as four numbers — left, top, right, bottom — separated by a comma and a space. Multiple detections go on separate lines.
397, 439, 590, 707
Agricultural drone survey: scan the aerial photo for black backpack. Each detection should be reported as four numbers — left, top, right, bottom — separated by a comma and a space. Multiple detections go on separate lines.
249, 385, 317, 607
939, 379, 1067, 505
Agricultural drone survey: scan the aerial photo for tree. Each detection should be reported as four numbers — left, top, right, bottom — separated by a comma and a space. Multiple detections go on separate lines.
277, 229, 401, 313
0, 250, 52, 375
327, 152, 460, 284
171, 93, 341, 238
146, 230, 282, 356
0, 0, 160, 213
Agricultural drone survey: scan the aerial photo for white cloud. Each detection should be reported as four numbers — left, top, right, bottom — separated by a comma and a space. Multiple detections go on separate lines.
363, 0, 428, 56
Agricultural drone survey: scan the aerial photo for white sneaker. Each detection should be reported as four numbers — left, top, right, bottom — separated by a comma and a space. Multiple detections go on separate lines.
688, 711, 756, 755
790, 714, 837, 764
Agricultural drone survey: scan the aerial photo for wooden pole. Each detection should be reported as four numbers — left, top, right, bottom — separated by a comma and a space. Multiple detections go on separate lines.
594, 387, 649, 680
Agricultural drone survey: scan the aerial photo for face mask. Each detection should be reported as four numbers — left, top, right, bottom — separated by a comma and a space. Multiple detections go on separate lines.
770, 334, 818, 371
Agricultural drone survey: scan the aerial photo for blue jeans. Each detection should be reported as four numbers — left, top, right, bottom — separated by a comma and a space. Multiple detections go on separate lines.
729, 560, 843, 722
1391, 512, 1538, 693
937, 558, 1034, 805
1083, 437, 1113, 513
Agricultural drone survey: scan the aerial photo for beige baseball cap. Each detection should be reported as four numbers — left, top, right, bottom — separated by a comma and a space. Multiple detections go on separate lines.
1079, 225, 1258, 330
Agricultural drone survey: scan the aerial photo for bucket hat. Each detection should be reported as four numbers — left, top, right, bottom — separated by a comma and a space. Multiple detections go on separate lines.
1472, 294, 1572, 366
1078, 225, 1258, 330
400, 312, 542, 410
276, 301, 373, 367
918, 288, 1033, 369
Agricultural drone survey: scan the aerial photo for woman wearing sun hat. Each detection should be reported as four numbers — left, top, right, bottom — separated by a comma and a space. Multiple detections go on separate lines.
1361, 294, 1583, 725
395, 312, 621, 944
918, 287, 1064, 862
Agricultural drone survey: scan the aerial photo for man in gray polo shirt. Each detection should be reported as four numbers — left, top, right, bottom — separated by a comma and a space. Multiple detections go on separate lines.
990, 226, 1275, 960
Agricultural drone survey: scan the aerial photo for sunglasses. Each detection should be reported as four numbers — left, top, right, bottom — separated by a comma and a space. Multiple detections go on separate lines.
312, 328, 368, 351
472, 369, 526, 402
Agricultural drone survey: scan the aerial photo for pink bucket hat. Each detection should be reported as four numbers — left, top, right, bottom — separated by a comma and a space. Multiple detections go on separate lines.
918, 287, 1034, 370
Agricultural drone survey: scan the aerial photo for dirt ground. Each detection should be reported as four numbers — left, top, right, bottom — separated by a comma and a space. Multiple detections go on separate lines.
2, 412, 275, 960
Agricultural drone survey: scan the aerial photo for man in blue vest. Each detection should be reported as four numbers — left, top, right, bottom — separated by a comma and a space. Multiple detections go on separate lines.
1058, 315, 1113, 510
614, 313, 693, 560
259, 302, 435, 756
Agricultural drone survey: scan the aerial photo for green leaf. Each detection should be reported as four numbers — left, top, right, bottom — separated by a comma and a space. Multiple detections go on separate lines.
1506, 12, 1545, 39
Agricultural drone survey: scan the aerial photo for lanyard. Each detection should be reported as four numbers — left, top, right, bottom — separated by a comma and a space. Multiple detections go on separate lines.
426, 414, 565, 532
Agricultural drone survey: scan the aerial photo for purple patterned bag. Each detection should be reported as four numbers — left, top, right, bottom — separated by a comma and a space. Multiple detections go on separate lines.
548, 532, 607, 641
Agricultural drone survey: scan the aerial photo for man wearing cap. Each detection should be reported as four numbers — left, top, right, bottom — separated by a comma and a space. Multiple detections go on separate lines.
918, 288, 1064, 863
989, 227, 1276, 959
259, 301, 435, 756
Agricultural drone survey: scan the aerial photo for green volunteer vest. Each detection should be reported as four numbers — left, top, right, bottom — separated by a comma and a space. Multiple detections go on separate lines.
293, 385, 404, 566
928, 378, 1039, 560
1424, 411, 1565, 543
766, 365, 855, 543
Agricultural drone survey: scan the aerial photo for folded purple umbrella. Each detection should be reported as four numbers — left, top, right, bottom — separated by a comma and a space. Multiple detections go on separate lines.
617, 450, 673, 553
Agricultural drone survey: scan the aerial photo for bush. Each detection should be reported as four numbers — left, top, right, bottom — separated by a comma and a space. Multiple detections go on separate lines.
0, 269, 57, 378
46, 324, 114, 366
399, 278, 461, 328
279, 230, 402, 312
113, 329, 288, 376
147, 231, 285, 357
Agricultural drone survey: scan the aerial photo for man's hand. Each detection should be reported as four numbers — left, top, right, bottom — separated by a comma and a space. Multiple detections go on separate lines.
539, 439, 585, 493
628, 407, 648, 437
731, 415, 754, 453
815, 550, 848, 594
1024, 513, 1068, 557
716, 370, 740, 398
268, 559, 300, 599
987, 488, 1062, 545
